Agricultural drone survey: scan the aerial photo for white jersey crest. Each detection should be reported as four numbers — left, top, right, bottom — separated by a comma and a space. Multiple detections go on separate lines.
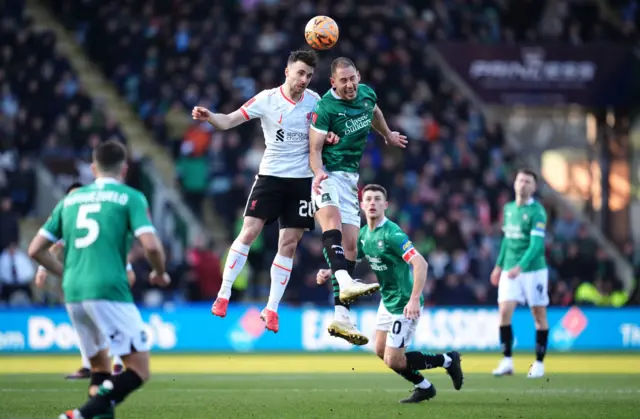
240, 86, 319, 178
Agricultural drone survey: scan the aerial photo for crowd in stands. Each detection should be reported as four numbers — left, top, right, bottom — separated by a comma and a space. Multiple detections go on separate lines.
1, 0, 637, 306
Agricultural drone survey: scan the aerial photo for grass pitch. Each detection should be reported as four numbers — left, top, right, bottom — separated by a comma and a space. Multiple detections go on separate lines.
0, 353, 638, 418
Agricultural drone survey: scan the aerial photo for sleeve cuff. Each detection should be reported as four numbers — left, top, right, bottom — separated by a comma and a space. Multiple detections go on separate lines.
134, 226, 156, 237
38, 228, 59, 243
310, 125, 328, 135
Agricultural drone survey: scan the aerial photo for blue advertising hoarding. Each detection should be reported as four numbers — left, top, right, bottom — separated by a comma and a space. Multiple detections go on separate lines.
0, 305, 638, 353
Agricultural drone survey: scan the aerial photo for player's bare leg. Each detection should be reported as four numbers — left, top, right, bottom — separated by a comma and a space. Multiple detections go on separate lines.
62, 351, 150, 419
528, 306, 549, 378
493, 301, 517, 376
212, 216, 265, 317
262, 228, 304, 333
85, 349, 112, 399
315, 205, 379, 302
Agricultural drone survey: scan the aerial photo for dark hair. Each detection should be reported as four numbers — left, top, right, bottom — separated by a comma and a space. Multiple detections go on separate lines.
362, 184, 387, 200
93, 140, 127, 173
66, 182, 83, 194
517, 168, 538, 183
331, 57, 356, 76
288, 49, 318, 68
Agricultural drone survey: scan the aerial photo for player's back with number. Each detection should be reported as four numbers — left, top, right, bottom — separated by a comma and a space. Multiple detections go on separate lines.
42, 180, 152, 303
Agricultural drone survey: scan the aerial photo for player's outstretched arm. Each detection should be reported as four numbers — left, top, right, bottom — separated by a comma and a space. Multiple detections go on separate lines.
192, 106, 247, 131
30, 203, 65, 277
404, 252, 428, 320
372, 105, 407, 148
126, 262, 136, 288
309, 127, 329, 194
491, 239, 507, 286
409, 253, 428, 296
138, 232, 166, 275
34, 241, 65, 287
309, 128, 326, 175
28, 235, 64, 278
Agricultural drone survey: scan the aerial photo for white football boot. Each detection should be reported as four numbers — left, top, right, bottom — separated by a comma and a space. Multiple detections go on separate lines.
492, 357, 514, 376
527, 361, 545, 378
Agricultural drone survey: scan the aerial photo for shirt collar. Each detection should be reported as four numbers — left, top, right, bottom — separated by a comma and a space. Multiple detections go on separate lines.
374, 217, 388, 229
94, 177, 120, 185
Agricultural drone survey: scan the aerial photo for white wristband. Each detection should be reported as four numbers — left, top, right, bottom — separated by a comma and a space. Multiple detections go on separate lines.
37, 266, 47, 273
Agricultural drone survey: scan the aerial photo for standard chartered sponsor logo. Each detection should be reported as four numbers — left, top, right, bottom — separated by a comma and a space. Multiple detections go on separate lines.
343, 114, 371, 136
285, 132, 308, 142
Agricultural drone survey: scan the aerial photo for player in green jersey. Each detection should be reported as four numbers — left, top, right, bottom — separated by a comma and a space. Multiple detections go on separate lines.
27, 140, 170, 419
489, 169, 549, 379
309, 57, 408, 346
317, 185, 463, 403
33, 182, 135, 380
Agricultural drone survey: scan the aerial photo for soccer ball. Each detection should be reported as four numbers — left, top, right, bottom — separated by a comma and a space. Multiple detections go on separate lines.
304, 16, 339, 50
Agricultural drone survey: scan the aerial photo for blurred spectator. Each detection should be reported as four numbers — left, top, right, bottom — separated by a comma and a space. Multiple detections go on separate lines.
0, 242, 35, 306
185, 236, 222, 301
0, 196, 20, 252
6, 156, 36, 216
38, 0, 638, 307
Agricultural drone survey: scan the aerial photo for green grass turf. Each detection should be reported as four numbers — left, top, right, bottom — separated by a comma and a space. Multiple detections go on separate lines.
0, 373, 639, 418
0, 354, 639, 418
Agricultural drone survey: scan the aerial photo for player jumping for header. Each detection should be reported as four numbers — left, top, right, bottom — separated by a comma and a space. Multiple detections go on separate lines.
309, 57, 408, 345
192, 49, 340, 333
28, 140, 171, 419
490, 169, 549, 379
317, 184, 463, 403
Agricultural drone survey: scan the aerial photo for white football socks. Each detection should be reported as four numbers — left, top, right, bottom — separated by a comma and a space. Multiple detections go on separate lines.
334, 270, 353, 289
416, 378, 432, 389
443, 353, 452, 368
266, 254, 293, 312
335, 305, 350, 321
218, 240, 251, 299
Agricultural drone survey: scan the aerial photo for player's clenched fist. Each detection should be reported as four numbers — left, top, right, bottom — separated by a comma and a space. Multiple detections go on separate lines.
34, 267, 48, 288
316, 269, 331, 285
325, 131, 340, 145
490, 267, 501, 287
149, 271, 171, 287
403, 297, 421, 320
192, 106, 212, 122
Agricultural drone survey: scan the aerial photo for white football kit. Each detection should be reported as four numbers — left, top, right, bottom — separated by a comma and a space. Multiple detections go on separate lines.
240, 86, 320, 230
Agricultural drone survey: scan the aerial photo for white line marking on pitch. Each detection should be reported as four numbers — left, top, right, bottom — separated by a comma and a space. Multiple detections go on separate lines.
0, 388, 638, 394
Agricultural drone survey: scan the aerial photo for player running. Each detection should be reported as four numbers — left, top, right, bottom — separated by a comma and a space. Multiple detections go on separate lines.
33, 182, 135, 379
309, 57, 408, 345
490, 169, 549, 379
317, 184, 463, 403
193, 49, 338, 333
27, 140, 170, 419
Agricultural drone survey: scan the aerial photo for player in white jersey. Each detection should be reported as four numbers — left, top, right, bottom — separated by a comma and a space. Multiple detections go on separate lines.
192, 49, 338, 334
